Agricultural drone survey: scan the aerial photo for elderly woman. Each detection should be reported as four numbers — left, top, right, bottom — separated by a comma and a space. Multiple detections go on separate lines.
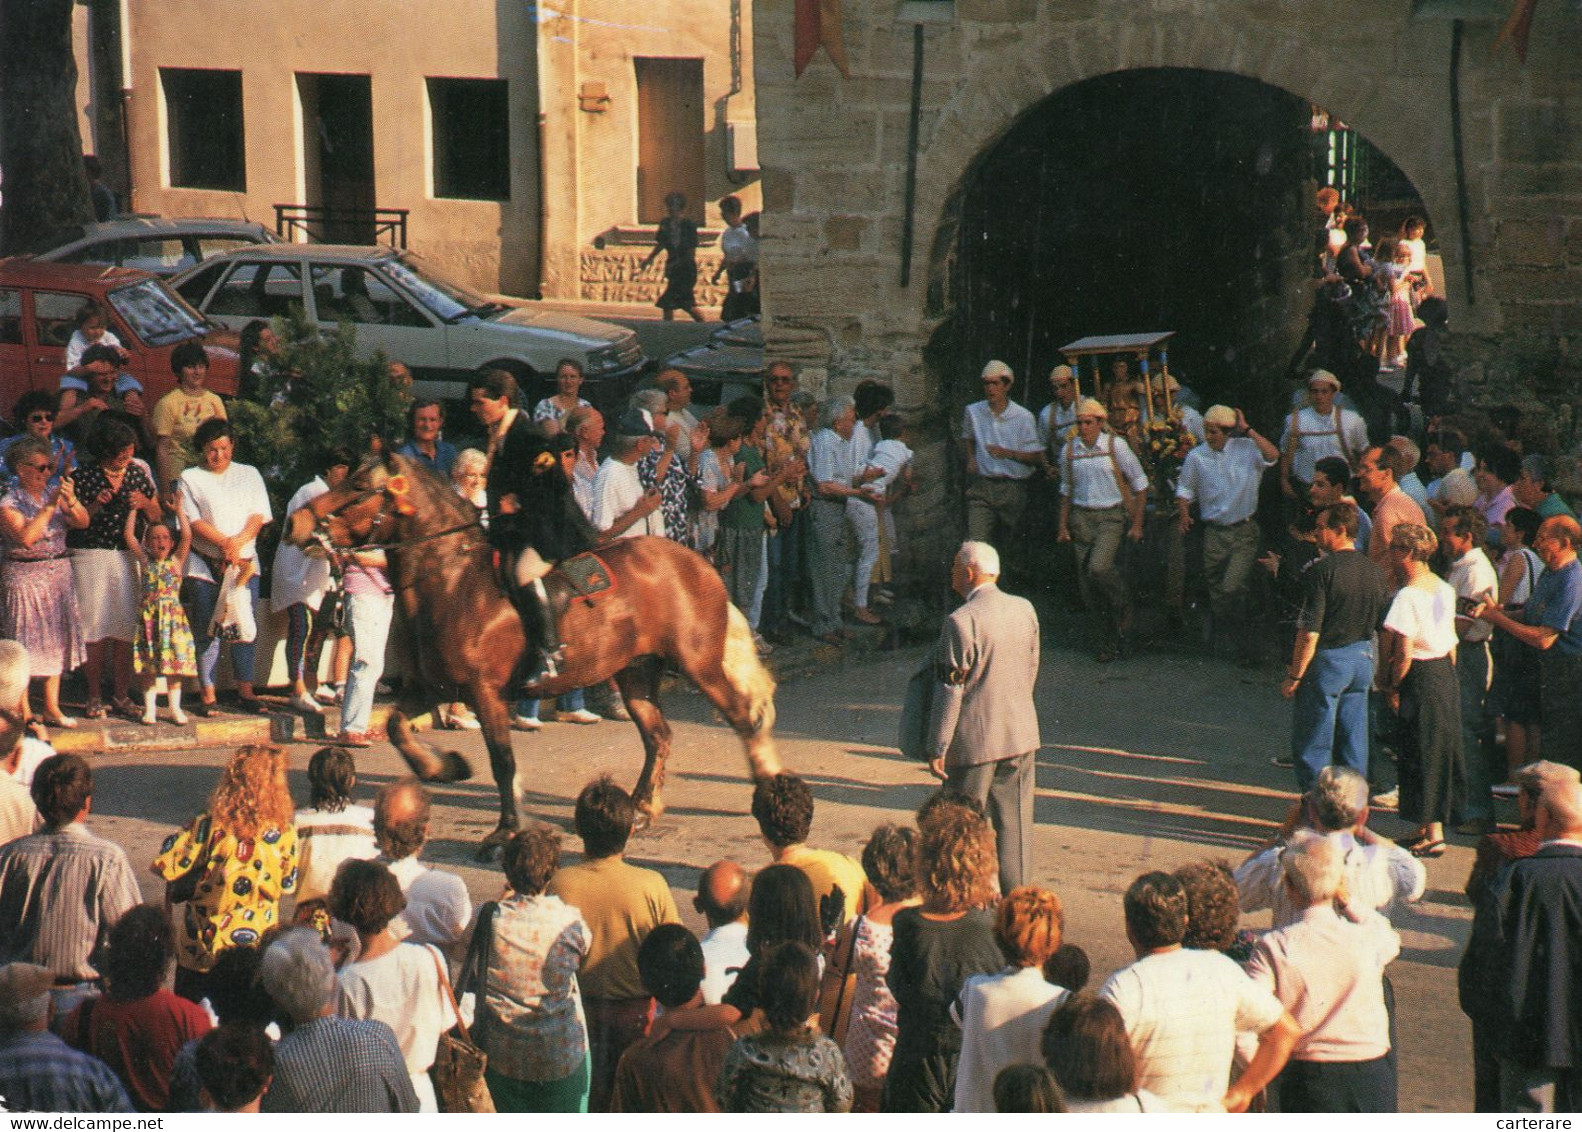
153, 745, 298, 1004
459, 824, 592, 1113
632, 387, 704, 546
1379, 522, 1464, 858
178, 418, 271, 715
69, 419, 161, 719
883, 808, 1004, 1112
533, 359, 593, 430
0, 434, 89, 726
952, 886, 1068, 1113
807, 394, 862, 644
0, 391, 75, 491
332, 859, 456, 1113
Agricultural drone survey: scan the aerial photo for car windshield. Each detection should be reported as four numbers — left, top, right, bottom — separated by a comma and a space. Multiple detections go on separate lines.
383, 253, 496, 322
107, 278, 208, 346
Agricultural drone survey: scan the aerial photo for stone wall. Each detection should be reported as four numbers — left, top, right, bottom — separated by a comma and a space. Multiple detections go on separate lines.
579, 246, 728, 306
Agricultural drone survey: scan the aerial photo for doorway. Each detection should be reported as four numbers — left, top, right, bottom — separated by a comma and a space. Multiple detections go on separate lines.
297, 73, 375, 243
635, 58, 705, 224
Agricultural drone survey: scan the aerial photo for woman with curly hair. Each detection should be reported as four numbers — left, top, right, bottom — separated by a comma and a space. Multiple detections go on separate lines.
153, 745, 298, 1004
1175, 861, 1255, 964
822, 823, 921, 1112
61, 904, 212, 1112
1379, 522, 1464, 857
882, 810, 1003, 1112
332, 859, 457, 1113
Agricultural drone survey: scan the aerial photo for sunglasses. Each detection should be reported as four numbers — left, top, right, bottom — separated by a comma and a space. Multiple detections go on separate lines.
27, 413, 53, 423
20, 461, 50, 472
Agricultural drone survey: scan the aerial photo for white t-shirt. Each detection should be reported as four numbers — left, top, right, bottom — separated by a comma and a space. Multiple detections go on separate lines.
952, 966, 1069, 1113
270, 478, 333, 611
385, 855, 473, 949
593, 457, 664, 539
862, 439, 913, 499
1037, 399, 1078, 456
337, 941, 458, 1111
65, 328, 124, 371
1100, 948, 1285, 1112
1383, 578, 1459, 660
179, 461, 273, 582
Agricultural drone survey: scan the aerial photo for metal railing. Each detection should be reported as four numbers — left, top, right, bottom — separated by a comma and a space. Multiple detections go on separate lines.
273, 204, 409, 248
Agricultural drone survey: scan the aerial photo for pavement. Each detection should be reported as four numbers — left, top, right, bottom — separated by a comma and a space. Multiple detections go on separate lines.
70, 608, 1479, 1112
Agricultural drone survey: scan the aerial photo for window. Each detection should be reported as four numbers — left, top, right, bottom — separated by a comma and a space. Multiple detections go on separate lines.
33, 291, 91, 349
312, 265, 430, 327
0, 290, 22, 346
106, 280, 207, 347
162, 68, 246, 191
174, 261, 228, 308
209, 262, 304, 320
428, 78, 509, 201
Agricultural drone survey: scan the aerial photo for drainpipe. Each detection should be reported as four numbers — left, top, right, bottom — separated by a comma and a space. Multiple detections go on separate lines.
1450, 19, 1476, 305
117, 0, 133, 210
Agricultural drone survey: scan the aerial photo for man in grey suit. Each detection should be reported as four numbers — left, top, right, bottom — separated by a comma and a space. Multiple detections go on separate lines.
928, 540, 1041, 892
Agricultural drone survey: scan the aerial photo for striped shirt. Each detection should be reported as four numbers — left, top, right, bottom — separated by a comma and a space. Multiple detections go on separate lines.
0, 823, 142, 980
292, 805, 379, 903
261, 1015, 419, 1113
0, 1030, 134, 1113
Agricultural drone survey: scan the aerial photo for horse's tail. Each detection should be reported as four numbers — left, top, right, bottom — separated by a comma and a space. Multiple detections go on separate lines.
723, 602, 776, 739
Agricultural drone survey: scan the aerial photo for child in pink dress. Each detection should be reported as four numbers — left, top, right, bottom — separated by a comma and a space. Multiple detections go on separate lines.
125, 489, 198, 724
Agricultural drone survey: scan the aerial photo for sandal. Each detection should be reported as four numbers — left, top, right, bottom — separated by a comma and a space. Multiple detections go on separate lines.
43, 714, 78, 730
110, 695, 139, 719
1409, 839, 1447, 859
83, 700, 107, 720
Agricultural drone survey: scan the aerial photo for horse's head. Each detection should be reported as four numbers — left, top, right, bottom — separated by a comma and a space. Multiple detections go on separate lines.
286, 450, 424, 552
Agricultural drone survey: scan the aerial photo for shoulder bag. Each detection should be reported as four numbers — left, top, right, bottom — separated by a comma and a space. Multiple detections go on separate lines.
428, 943, 495, 1113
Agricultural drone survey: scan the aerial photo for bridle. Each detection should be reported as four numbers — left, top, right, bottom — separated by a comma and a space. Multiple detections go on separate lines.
309, 476, 483, 556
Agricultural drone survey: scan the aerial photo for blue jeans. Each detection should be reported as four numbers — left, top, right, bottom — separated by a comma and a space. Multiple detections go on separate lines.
183, 574, 260, 691
515, 687, 587, 719
1291, 638, 1375, 790
761, 510, 806, 634
342, 591, 394, 733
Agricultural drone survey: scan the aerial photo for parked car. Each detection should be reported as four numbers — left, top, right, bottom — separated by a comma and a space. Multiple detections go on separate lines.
662, 315, 764, 408
172, 244, 647, 409
33, 217, 279, 278
0, 259, 240, 414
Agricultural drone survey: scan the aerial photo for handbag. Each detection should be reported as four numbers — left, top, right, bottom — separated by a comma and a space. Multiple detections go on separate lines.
427, 945, 495, 1113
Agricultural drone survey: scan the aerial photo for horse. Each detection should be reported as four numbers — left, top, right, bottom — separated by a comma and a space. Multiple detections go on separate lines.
286, 450, 782, 857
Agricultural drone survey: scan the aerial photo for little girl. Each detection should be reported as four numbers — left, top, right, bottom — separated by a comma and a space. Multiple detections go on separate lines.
1383, 241, 1416, 370
125, 491, 198, 724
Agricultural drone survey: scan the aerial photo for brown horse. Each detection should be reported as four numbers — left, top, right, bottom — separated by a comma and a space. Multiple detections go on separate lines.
286, 450, 781, 856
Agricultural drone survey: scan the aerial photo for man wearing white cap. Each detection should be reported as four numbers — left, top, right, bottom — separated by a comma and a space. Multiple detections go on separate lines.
1058, 399, 1149, 662
1278, 370, 1370, 503
593, 408, 666, 540
960, 360, 1043, 558
1037, 364, 1080, 461
1176, 406, 1279, 659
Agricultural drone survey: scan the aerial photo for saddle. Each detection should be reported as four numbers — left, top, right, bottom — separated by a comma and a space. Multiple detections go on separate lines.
549, 551, 616, 603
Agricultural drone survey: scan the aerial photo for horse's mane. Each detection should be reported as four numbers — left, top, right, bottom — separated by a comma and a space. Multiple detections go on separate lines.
382, 450, 480, 528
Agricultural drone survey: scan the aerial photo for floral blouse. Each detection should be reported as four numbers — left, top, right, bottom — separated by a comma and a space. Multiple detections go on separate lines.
0, 486, 71, 561
152, 814, 298, 972
717, 1029, 854, 1113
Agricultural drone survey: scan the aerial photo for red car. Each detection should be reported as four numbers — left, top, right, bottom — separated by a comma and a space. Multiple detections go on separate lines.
0, 259, 240, 416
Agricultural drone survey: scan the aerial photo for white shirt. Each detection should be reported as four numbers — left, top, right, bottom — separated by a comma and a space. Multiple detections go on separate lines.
337, 941, 458, 1111
178, 461, 272, 582
862, 439, 912, 499
1174, 403, 1207, 444
851, 419, 875, 466
271, 478, 333, 611
1100, 948, 1285, 1111
809, 427, 860, 493
1384, 579, 1459, 660
1037, 399, 1078, 456
64, 329, 124, 371
1059, 432, 1149, 508
952, 966, 1069, 1113
292, 803, 379, 903
718, 223, 758, 272
592, 457, 664, 539
1448, 546, 1499, 644
961, 400, 1040, 480
672, 406, 700, 463
1175, 437, 1274, 525
1399, 471, 1431, 515
698, 920, 750, 1006
1245, 904, 1399, 1063
384, 854, 473, 949
1278, 406, 1370, 483
1235, 830, 1427, 928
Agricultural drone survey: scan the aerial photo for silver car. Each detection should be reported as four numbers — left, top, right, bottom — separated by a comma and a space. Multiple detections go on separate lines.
34, 216, 279, 277
171, 244, 646, 404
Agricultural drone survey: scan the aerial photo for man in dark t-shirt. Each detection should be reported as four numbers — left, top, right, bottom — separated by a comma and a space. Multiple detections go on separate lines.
1282, 502, 1391, 790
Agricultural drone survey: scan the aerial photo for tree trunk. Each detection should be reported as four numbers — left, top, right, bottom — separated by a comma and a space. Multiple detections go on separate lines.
0, 0, 94, 255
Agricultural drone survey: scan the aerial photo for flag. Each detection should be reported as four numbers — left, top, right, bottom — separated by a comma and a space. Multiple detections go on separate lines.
794, 0, 851, 78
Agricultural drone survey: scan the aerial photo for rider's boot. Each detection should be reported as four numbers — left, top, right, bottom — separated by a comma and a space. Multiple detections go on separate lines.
517, 577, 563, 687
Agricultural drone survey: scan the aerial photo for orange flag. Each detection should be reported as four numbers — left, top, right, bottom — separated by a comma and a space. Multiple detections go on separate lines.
794, 0, 851, 78
1493, 0, 1540, 62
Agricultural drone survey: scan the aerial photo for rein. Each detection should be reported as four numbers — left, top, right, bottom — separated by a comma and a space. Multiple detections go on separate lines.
343, 517, 484, 554
310, 476, 484, 556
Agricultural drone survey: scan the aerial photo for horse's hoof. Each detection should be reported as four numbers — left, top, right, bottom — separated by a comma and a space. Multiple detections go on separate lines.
439, 751, 474, 783
633, 809, 652, 834
474, 841, 502, 863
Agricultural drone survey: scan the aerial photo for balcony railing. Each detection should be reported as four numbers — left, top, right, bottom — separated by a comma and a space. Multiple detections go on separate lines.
273, 204, 409, 248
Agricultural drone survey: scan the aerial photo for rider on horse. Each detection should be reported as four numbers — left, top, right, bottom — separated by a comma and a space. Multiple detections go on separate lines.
466, 369, 597, 686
